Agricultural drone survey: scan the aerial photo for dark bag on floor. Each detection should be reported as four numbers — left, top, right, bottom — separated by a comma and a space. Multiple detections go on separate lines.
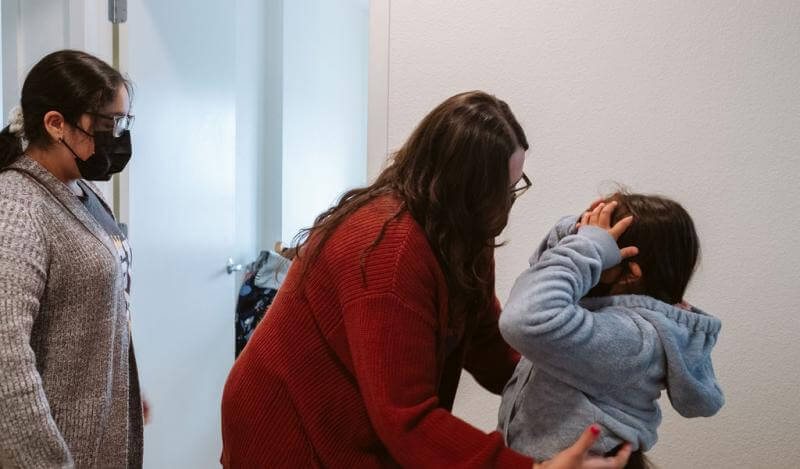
235, 250, 291, 357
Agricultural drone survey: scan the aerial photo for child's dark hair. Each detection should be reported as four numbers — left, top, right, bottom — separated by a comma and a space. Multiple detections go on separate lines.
0, 49, 130, 169
607, 190, 700, 305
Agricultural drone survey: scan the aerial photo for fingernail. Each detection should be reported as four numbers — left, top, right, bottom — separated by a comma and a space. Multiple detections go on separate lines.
590, 425, 601, 436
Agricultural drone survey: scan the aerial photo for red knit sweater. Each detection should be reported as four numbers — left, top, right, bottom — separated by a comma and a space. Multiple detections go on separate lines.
221, 197, 534, 468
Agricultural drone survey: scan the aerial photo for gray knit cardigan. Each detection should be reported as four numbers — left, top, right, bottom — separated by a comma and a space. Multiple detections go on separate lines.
0, 156, 142, 468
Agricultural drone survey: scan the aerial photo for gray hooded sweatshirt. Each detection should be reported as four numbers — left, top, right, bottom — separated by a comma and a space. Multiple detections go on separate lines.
497, 216, 724, 460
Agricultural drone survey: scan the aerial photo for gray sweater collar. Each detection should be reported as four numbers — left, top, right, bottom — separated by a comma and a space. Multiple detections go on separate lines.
6, 156, 119, 261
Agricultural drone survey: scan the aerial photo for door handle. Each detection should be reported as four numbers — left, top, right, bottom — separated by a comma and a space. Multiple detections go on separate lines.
226, 258, 243, 275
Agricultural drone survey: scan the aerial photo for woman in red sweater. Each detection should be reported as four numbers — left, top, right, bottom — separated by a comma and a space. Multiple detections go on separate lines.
221, 91, 631, 468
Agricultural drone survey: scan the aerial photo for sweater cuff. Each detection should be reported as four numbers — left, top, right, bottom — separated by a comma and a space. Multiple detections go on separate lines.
577, 225, 622, 269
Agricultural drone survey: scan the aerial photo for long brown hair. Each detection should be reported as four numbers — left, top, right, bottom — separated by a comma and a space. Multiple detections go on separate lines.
608, 191, 700, 305
294, 91, 528, 327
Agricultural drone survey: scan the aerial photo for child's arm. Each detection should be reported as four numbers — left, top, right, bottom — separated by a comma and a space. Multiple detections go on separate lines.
499, 207, 648, 394
526, 200, 604, 264
528, 215, 580, 265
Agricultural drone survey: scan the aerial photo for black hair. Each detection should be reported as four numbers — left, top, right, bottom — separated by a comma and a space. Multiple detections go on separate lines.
609, 191, 700, 305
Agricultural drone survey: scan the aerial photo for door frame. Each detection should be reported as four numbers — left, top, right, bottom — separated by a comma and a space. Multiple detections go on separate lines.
367, 0, 390, 182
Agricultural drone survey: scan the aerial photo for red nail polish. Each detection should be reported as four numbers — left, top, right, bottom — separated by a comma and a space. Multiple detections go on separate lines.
590, 425, 601, 436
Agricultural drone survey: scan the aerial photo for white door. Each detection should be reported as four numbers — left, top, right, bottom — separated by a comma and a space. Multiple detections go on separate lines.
123, 1, 242, 467
2, 1, 373, 466
125, 1, 373, 465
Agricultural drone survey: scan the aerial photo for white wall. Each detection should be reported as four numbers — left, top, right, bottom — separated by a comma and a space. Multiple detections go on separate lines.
373, 1, 800, 467
282, 0, 368, 244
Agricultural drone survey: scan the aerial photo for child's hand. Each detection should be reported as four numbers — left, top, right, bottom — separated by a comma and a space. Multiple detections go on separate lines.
575, 199, 604, 230
579, 201, 638, 260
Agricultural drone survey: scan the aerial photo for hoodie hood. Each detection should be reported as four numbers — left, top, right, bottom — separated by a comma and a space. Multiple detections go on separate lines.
581, 294, 725, 418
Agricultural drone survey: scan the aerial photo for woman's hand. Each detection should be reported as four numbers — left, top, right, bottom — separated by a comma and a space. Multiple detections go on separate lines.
532, 425, 632, 469
143, 395, 152, 425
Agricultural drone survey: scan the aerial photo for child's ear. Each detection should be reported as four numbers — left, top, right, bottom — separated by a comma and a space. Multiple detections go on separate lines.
619, 262, 643, 285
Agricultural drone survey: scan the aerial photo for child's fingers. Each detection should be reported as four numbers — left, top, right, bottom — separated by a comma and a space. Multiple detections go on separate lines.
586, 198, 605, 213
577, 199, 605, 231
580, 210, 591, 228
609, 215, 634, 239
598, 201, 618, 228
588, 203, 605, 226
620, 246, 639, 260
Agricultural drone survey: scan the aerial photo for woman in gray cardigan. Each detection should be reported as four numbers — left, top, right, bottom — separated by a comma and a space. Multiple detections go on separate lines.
0, 50, 142, 468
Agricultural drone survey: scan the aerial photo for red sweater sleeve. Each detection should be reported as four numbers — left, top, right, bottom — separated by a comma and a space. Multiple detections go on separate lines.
464, 297, 521, 395
342, 293, 532, 468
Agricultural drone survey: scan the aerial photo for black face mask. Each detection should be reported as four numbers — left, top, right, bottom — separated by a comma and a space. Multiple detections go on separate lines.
62, 129, 132, 181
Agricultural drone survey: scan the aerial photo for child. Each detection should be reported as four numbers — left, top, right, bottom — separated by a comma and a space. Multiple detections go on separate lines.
498, 192, 724, 468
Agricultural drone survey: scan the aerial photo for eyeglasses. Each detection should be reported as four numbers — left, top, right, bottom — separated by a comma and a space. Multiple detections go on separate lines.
88, 112, 135, 137
511, 172, 532, 200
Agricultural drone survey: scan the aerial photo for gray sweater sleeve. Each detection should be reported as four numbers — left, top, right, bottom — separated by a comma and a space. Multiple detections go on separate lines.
0, 198, 74, 468
499, 222, 653, 393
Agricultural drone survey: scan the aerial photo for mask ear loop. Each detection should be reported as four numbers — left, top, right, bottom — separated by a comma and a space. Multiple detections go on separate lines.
61, 120, 96, 159
72, 120, 96, 138
60, 136, 82, 160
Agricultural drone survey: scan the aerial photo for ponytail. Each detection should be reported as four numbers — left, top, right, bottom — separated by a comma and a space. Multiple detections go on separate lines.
0, 125, 23, 170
